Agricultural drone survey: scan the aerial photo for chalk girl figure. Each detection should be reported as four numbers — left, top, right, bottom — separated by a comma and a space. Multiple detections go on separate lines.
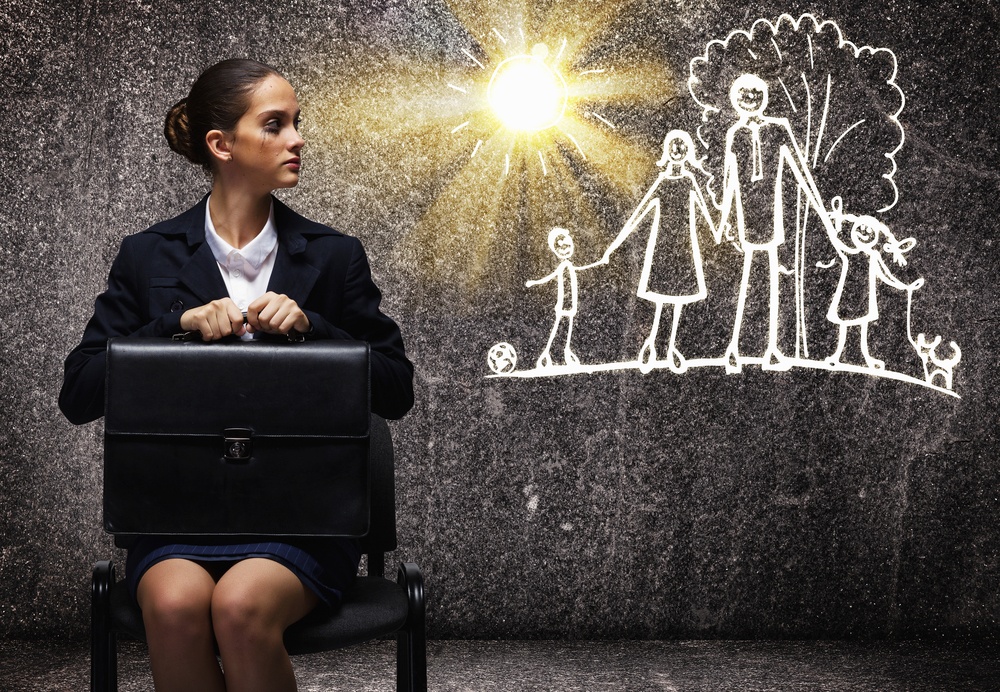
825, 196, 920, 370
59, 60, 413, 691
600, 129, 718, 373
526, 226, 601, 368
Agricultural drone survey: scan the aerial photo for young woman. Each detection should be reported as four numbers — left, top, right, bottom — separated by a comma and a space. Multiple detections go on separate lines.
59, 59, 414, 692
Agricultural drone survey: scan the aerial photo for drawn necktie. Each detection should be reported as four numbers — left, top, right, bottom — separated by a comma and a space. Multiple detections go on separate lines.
748, 120, 764, 181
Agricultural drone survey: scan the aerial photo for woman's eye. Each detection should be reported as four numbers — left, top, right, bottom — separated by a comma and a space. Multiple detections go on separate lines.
294, 117, 302, 130
265, 120, 281, 132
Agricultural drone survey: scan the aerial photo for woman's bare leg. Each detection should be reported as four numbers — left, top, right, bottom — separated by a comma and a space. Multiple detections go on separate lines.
137, 559, 226, 692
211, 558, 319, 692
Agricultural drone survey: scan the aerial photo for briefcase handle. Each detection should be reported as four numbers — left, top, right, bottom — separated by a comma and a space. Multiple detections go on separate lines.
173, 312, 306, 343
171, 330, 306, 343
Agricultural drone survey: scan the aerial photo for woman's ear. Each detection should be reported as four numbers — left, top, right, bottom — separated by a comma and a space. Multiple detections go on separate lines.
205, 129, 233, 165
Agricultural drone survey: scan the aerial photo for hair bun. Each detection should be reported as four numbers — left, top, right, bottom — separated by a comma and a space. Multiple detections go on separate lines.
165, 60, 283, 172
163, 98, 200, 165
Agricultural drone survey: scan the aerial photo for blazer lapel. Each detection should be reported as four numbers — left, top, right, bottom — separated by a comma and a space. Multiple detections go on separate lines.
267, 196, 321, 304
178, 241, 230, 304
267, 242, 320, 305
174, 195, 325, 306
173, 195, 229, 304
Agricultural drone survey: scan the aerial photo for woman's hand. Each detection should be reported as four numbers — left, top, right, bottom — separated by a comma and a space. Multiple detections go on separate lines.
246, 292, 311, 336
180, 298, 246, 341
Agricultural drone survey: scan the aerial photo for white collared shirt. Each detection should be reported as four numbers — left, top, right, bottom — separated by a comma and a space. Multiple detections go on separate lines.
204, 197, 279, 339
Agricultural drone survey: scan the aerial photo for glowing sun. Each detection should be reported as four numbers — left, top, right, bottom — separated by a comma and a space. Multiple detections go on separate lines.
487, 45, 568, 132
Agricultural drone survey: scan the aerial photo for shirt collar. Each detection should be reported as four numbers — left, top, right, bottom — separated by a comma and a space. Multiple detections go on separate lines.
204, 196, 278, 270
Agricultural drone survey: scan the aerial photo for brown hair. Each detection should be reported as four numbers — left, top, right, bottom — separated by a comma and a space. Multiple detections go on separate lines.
164, 59, 282, 170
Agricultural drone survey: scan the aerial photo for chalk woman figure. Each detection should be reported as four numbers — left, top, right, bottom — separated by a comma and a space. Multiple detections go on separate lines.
600, 129, 717, 373
825, 196, 920, 370
59, 60, 413, 691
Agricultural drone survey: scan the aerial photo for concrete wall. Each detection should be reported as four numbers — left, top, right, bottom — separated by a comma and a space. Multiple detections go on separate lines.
1, 0, 997, 639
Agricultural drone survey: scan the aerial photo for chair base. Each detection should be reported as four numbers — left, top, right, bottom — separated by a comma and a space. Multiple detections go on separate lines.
91, 559, 426, 692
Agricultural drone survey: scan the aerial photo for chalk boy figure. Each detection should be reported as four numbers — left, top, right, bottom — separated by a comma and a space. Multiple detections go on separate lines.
526, 227, 600, 368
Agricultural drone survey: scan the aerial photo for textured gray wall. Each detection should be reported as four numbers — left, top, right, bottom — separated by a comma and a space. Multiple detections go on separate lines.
1, 0, 998, 640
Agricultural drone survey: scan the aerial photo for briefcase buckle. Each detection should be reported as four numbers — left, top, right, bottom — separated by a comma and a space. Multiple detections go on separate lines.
223, 428, 253, 461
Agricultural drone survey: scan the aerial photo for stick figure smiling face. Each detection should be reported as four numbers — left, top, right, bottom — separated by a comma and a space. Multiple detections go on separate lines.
549, 227, 574, 260
851, 219, 879, 250
730, 74, 768, 116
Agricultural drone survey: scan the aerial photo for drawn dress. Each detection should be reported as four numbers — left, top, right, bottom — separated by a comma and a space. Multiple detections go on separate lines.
636, 172, 707, 304
827, 248, 881, 325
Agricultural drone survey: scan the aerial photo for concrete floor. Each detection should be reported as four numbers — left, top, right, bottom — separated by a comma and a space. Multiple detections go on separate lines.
1, 638, 997, 691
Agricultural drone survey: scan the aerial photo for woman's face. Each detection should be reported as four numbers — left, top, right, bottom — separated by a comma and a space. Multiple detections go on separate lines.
225, 74, 304, 192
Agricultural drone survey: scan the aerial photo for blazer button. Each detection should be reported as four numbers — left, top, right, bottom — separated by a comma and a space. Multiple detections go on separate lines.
170, 300, 184, 312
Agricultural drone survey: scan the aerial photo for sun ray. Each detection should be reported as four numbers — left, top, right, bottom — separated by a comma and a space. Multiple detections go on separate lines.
562, 130, 586, 160
587, 111, 617, 129
556, 111, 657, 192
530, 0, 646, 70
568, 61, 677, 104
461, 49, 486, 70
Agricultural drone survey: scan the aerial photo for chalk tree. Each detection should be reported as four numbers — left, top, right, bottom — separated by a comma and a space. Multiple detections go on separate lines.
688, 13, 905, 218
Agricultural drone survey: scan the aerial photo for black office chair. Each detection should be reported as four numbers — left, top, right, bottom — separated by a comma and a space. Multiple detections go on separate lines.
91, 415, 426, 691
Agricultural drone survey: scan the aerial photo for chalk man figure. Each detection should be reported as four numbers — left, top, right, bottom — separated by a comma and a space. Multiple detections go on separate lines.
717, 74, 836, 373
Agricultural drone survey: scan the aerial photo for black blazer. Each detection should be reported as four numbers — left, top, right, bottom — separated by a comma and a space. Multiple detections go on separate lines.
60, 195, 414, 424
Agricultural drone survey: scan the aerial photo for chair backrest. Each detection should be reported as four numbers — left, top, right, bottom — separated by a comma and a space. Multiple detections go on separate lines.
360, 415, 398, 563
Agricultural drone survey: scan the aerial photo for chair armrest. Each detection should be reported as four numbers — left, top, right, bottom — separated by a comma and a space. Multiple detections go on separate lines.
93, 561, 115, 611
397, 562, 424, 630
396, 562, 427, 691
92, 560, 117, 690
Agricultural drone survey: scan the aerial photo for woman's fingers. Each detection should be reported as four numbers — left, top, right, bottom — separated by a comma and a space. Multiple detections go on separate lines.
181, 295, 309, 339
180, 299, 246, 340
246, 293, 310, 335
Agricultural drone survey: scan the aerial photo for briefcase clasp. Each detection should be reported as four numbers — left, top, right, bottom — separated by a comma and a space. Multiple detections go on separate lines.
223, 428, 253, 461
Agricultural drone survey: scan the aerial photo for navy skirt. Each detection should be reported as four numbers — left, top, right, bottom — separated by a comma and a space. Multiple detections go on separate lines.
126, 536, 361, 608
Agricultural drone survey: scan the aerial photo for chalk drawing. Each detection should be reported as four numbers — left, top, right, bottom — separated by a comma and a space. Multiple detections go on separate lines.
597, 130, 718, 374
525, 227, 604, 368
447, 30, 617, 178
716, 73, 836, 373
485, 13, 960, 396
825, 196, 923, 370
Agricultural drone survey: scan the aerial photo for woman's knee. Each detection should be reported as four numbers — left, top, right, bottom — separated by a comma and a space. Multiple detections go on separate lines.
138, 569, 214, 637
211, 581, 284, 650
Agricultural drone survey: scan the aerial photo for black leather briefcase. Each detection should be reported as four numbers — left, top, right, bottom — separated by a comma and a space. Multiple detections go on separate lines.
103, 337, 371, 538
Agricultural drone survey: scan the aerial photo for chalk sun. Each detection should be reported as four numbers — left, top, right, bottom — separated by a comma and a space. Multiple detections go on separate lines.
308, 1, 678, 293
